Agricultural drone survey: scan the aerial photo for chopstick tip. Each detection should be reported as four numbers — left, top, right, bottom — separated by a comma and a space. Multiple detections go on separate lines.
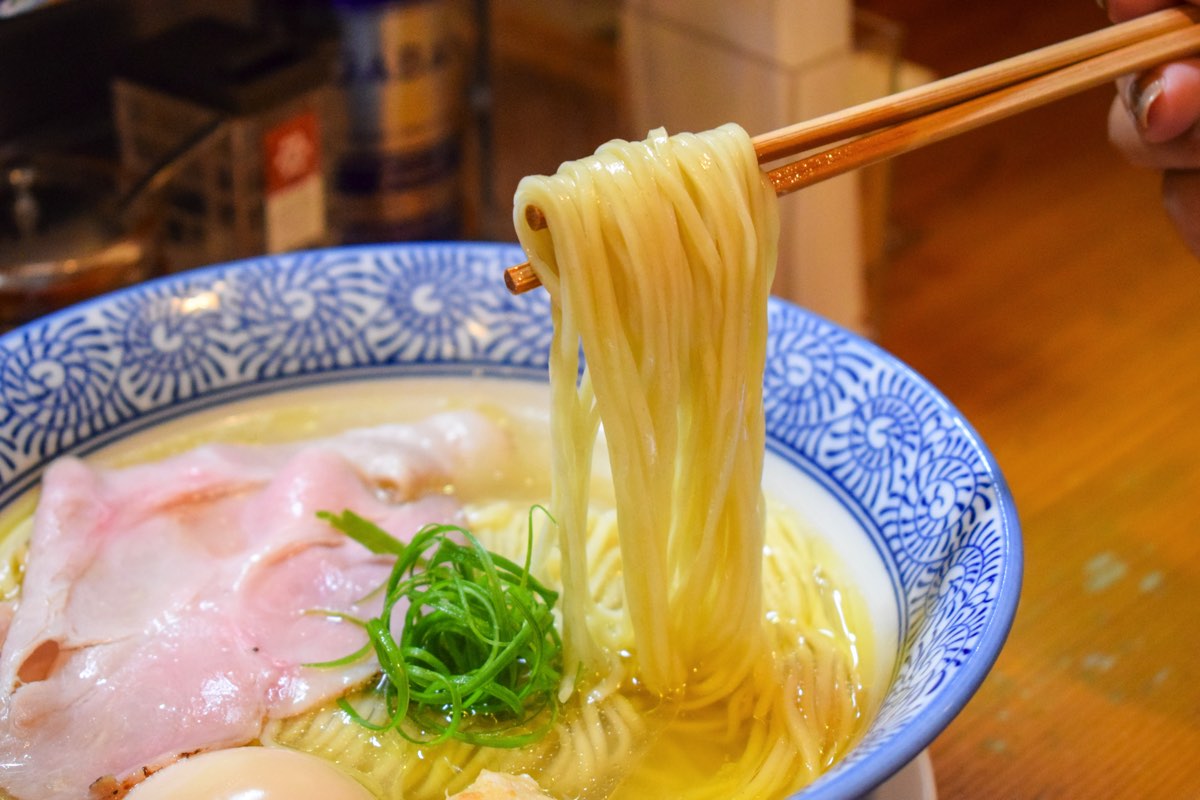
525, 205, 547, 231
505, 262, 541, 294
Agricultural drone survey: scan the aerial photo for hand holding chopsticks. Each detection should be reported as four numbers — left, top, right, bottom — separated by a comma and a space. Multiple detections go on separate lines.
504, 6, 1200, 295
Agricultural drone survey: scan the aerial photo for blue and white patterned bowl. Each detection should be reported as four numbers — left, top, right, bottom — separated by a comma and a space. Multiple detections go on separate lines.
0, 242, 1021, 799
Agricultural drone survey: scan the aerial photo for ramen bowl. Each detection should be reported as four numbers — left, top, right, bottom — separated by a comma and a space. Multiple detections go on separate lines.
0, 242, 1020, 799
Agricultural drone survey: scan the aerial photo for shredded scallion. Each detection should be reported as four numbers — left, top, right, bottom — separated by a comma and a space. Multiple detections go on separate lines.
316, 507, 562, 748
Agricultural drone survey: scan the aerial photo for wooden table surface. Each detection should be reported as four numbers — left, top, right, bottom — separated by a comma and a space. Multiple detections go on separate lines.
489, 1, 1200, 795
857, 1, 1200, 797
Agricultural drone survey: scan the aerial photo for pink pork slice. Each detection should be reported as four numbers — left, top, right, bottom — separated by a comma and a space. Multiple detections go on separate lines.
0, 411, 510, 800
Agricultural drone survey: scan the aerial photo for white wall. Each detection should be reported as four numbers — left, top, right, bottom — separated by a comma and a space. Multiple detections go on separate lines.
620, 0, 872, 335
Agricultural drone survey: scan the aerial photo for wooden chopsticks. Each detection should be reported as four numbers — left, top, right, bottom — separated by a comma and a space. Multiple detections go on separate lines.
505, 6, 1200, 295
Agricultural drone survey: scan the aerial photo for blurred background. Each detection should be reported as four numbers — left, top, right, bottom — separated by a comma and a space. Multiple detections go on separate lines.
0, 0, 911, 332
2, 1, 1198, 797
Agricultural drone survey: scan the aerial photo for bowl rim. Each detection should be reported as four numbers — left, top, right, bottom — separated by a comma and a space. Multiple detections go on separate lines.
792, 356, 1022, 798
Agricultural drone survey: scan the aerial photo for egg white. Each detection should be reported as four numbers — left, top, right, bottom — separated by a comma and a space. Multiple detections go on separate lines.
125, 747, 374, 800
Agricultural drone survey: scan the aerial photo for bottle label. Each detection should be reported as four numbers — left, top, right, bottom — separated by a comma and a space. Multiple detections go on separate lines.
337, 0, 460, 148
263, 109, 327, 253
333, 0, 464, 240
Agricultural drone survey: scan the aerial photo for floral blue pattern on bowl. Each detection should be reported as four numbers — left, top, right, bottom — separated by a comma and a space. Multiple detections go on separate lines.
0, 242, 1021, 800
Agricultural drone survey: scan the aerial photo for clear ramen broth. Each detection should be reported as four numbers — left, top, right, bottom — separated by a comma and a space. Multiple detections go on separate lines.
0, 377, 887, 800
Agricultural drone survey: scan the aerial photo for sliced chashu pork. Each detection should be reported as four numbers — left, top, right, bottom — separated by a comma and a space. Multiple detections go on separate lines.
0, 411, 509, 800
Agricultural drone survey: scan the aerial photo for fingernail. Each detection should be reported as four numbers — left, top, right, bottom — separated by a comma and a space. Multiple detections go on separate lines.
1127, 77, 1165, 132
1095, 0, 1106, 10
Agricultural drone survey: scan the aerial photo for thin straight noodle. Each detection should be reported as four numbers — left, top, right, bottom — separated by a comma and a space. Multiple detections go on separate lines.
515, 120, 778, 697
576, 155, 678, 682
782, 658, 822, 771
521, 155, 685, 689
667, 132, 768, 650
544, 210, 605, 685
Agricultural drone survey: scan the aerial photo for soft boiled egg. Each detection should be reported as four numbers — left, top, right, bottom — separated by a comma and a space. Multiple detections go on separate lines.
125, 746, 375, 800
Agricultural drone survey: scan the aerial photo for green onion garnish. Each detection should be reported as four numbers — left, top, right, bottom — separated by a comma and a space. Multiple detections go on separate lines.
316, 507, 562, 748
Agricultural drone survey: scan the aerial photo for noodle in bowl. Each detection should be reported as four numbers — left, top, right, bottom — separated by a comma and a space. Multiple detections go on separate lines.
0, 241, 1020, 799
